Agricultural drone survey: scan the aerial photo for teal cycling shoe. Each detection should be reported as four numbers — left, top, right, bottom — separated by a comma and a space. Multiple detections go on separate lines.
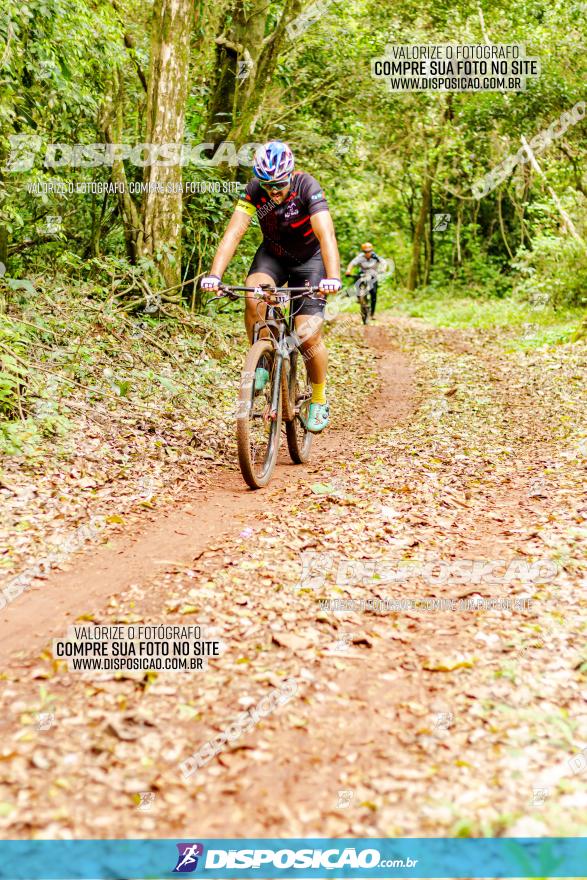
306, 401, 330, 433
254, 367, 270, 392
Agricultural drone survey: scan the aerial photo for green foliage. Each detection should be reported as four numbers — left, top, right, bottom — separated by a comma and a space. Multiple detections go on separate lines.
0, 315, 30, 419
513, 235, 587, 309
388, 283, 583, 346
0, 0, 585, 329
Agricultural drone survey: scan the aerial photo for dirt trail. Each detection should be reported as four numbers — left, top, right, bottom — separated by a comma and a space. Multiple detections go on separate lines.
0, 325, 413, 666
0, 314, 585, 840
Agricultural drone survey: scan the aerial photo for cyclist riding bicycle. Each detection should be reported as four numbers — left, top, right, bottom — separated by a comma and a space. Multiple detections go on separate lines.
345, 242, 388, 317
200, 141, 341, 433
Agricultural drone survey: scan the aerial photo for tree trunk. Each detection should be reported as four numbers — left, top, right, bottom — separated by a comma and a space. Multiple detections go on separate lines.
140, 0, 194, 292
407, 172, 432, 291
0, 162, 10, 277
0, 225, 7, 271
423, 205, 432, 286
204, 0, 270, 172
454, 202, 462, 272
205, 0, 303, 167
428, 197, 435, 273
100, 67, 141, 263
406, 99, 451, 291
228, 0, 302, 144
497, 191, 513, 260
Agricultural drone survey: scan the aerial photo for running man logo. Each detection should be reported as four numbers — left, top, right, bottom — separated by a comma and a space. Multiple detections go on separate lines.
334, 135, 353, 157
531, 788, 550, 806
173, 843, 205, 873
5, 134, 43, 172
330, 632, 355, 652
432, 213, 451, 232
35, 712, 55, 731
40, 214, 63, 235
296, 550, 334, 591
137, 791, 156, 811
433, 711, 453, 731
144, 291, 162, 314
237, 57, 254, 81
568, 747, 587, 776
337, 789, 355, 808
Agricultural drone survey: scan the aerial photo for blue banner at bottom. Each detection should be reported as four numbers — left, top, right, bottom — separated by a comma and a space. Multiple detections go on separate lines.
0, 837, 585, 879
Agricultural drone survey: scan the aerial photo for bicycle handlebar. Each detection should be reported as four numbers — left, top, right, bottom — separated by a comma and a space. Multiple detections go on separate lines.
208, 283, 324, 305
219, 283, 321, 295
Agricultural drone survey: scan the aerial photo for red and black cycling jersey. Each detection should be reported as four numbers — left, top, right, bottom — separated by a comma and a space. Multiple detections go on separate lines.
236, 171, 329, 263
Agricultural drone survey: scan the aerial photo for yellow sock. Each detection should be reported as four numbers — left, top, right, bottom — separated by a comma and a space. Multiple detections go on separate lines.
311, 382, 326, 404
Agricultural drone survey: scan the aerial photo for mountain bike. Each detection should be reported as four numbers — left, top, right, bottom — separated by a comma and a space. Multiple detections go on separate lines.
215, 283, 322, 489
349, 272, 375, 324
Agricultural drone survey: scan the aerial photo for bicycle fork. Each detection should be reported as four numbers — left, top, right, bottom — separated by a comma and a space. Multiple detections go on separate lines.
253, 313, 294, 423
269, 351, 283, 421
271, 321, 294, 420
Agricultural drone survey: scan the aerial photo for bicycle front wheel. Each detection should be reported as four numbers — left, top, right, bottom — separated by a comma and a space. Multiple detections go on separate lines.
285, 350, 313, 464
360, 293, 370, 324
236, 339, 282, 489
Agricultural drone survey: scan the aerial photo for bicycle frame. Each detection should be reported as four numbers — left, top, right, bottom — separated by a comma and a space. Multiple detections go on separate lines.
255, 308, 285, 420
217, 284, 321, 421
252, 288, 316, 421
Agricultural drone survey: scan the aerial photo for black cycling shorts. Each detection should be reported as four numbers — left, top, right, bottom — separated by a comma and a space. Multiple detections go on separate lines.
247, 243, 326, 318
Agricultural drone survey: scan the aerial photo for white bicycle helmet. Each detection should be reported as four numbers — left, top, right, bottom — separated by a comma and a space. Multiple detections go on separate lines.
252, 141, 295, 181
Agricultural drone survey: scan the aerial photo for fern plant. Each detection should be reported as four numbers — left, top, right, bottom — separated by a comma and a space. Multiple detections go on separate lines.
0, 316, 31, 419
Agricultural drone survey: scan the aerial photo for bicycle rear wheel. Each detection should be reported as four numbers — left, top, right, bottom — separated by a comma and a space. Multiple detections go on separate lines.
285, 350, 313, 464
236, 339, 282, 489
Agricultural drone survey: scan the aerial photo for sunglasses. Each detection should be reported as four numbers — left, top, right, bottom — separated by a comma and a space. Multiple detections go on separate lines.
259, 177, 291, 192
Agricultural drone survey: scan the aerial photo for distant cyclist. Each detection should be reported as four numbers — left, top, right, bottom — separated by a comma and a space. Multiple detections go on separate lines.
201, 141, 341, 433
345, 242, 388, 317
